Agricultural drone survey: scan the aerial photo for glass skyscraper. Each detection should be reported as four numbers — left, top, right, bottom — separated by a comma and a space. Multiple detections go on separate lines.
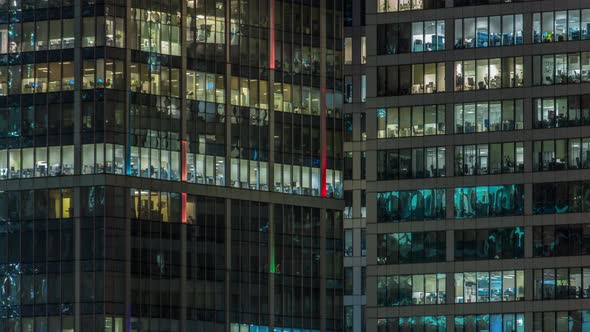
0, 0, 344, 331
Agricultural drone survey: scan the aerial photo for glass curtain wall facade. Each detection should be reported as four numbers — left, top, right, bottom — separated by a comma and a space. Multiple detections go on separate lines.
342, 0, 367, 331
365, 0, 590, 332
0, 0, 344, 331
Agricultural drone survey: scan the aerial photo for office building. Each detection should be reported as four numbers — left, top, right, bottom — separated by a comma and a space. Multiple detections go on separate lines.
0, 0, 344, 331
363, 0, 590, 331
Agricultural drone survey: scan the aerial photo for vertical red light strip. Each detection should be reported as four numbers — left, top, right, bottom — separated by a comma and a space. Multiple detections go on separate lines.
269, 0, 275, 69
181, 140, 188, 182
181, 192, 187, 224
320, 86, 327, 197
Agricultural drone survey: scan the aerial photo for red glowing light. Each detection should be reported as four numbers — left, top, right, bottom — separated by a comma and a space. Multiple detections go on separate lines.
181, 140, 187, 182
181, 192, 187, 224
269, 0, 275, 69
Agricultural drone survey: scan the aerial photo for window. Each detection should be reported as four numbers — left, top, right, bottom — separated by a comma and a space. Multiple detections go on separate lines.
0, 61, 83, 95
533, 224, 590, 257
344, 0, 353, 26
455, 15, 523, 48
455, 270, 524, 303
344, 190, 353, 219
129, 7, 181, 56
344, 306, 353, 332
533, 139, 570, 171
361, 75, 366, 102
533, 181, 590, 215
455, 227, 525, 261
0, 145, 75, 180
345, 229, 353, 256
361, 229, 366, 256
377, 105, 445, 138
533, 311, 590, 332
344, 37, 352, 64
82, 59, 125, 90
455, 142, 524, 175
533, 51, 590, 86
185, 71, 225, 103
378, 147, 446, 180
377, 62, 445, 96
378, 273, 446, 306
130, 189, 182, 223
0, 19, 75, 53
534, 95, 590, 128
377, 0, 445, 13
361, 36, 366, 64
82, 143, 127, 176
454, 185, 524, 219
455, 100, 523, 133
344, 113, 353, 141
377, 231, 446, 265
361, 267, 367, 295
533, 9, 590, 43
360, 112, 367, 141
378, 317, 447, 331
455, 0, 535, 5
378, 21, 444, 55
344, 75, 353, 103
454, 57, 523, 91
455, 313, 525, 332
534, 267, 590, 300
344, 152, 353, 180
344, 268, 353, 295
377, 189, 446, 222
129, 62, 181, 97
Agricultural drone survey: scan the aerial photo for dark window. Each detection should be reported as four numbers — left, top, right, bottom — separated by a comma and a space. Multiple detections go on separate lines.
377, 231, 446, 264
455, 227, 525, 261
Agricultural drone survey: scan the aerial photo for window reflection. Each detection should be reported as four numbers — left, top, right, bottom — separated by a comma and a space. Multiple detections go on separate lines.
455, 313, 524, 332
377, 62, 445, 96
454, 185, 524, 219
378, 20, 444, 55
377, 231, 446, 264
533, 311, 590, 332
533, 224, 590, 257
533, 181, 590, 215
186, 100, 226, 186
455, 227, 525, 261
377, 189, 446, 222
0, 19, 74, 54
377, 316, 447, 332
129, 8, 181, 56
